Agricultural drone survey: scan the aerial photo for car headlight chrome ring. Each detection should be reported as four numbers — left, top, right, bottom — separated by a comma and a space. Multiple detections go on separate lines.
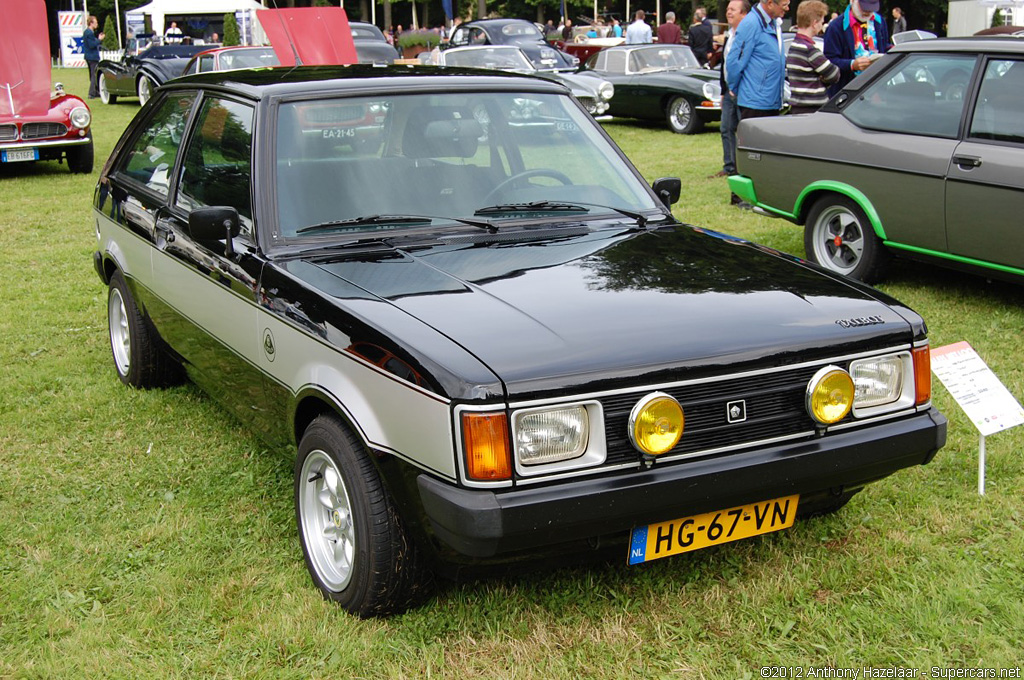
70, 106, 91, 130
598, 81, 614, 101
806, 365, 854, 425
628, 392, 684, 456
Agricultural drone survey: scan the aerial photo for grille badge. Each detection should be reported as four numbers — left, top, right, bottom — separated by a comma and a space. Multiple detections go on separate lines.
726, 400, 747, 424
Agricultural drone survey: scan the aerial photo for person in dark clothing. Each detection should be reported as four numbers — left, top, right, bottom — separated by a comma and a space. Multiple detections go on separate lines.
687, 8, 714, 64
83, 15, 105, 99
891, 7, 906, 35
823, 0, 890, 96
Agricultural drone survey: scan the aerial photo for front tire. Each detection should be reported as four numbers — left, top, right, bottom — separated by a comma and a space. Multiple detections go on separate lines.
66, 140, 94, 174
137, 76, 153, 106
99, 75, 116, 104
666, 96, 703, 134
804, 195, 889, 283
295, 416, 428, 617
107, 270, 179, 388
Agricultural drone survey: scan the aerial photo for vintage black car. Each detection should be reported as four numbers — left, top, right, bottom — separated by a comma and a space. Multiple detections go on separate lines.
580, 44, 722, 134
93, 66, 946, 617
98, 43, 207, 106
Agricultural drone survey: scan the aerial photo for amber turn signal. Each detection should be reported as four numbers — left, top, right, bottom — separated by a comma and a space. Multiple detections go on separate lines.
913, 345, 932, 406
462, 412, 512, 481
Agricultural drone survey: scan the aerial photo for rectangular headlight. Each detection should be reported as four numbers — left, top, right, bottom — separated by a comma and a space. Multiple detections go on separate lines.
514, 405, 588, 466
850, 352, 916, 417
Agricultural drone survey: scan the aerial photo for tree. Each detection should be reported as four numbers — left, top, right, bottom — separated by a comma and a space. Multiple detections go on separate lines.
991, 8, 1005, 28
102, 15, 119, 49
223, 12, 241, 46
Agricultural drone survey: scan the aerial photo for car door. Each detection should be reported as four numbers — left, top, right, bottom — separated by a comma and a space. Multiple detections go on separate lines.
152, 93, 268, 430
837, 52, 977, 253
946, 57, 1024, 271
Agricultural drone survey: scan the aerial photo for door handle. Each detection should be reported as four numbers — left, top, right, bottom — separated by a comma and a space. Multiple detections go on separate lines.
953, 155, 982, 169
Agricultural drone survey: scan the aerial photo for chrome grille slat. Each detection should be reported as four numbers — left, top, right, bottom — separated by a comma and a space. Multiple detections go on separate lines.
0, 124, 17, 141
22, 122, 68, 140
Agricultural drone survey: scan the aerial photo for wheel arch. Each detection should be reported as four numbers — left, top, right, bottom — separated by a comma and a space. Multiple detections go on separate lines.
795, 182, 888, 241
292, 387, 368, 452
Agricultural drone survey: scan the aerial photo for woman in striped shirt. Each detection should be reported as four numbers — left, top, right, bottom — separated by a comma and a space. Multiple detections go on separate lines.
786, 1, 840, 114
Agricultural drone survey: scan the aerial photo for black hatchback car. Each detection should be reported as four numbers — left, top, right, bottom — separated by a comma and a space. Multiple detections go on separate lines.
93, 66, 946, 616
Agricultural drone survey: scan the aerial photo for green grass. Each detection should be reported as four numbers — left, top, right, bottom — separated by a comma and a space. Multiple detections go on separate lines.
2, 68, 1023, 678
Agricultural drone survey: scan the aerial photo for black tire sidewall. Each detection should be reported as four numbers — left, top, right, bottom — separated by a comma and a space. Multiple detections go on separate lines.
804, 195, 887, 283
667, 96, 700, 134
108, 271, 142, 386
294, 417, 382, 615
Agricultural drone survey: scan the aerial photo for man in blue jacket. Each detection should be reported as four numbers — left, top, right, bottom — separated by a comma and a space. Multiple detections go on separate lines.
725, 0, 789, 120
823, 0, 890, 96
82, 15, 105, 99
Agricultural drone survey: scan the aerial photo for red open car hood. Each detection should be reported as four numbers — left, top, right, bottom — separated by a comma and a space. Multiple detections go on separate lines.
257, 7, 358, 67
0, 0, 52, 117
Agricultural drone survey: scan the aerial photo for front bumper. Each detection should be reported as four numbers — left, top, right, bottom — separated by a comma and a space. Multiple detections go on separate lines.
418, 408, 946, 557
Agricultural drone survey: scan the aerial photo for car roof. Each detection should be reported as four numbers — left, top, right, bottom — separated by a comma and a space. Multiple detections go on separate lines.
166, 65, 568, 100
891, 36, 1024, 55
463, 18, 536, 28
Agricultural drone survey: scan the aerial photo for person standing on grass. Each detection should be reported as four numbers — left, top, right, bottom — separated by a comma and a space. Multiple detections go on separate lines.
711, 0, 750, 183
726, 0, 789, 120
786, 0, 839, 115
83, 16, 104, 99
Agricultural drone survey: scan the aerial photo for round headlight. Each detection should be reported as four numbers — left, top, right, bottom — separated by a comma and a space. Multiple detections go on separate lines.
69, 106, 91, 130
806, 366, 854, 425
598, 81, 614, 101
628, 392, 684, 456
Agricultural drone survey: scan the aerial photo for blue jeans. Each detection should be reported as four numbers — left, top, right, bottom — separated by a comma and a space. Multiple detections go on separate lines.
720, 92, 740, 174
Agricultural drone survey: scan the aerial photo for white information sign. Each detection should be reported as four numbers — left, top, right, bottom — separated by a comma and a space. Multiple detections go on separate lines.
931, 341, 1024, 494
59, 11, 86, 68
931, 341, 1024, 436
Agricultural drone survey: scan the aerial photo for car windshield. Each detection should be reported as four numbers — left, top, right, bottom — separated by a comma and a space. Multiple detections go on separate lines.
274, 91, 660, 238
219, 48, 279, 70
629, 45, 700, 72
442, 47, 534, 71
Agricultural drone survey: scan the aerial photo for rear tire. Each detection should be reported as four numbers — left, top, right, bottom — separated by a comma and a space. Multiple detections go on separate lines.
295, 415, 429, 617
666, 96, 703, 134
107, 270, 180, 388
804, 195, 889, 283
67, 140, 94, 174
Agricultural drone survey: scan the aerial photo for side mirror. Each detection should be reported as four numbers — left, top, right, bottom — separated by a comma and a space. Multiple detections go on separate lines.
652, 177, 681, 208
189, 206, 240, 257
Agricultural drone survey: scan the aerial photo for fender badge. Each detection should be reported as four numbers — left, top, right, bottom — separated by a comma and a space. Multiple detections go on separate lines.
262, 328, 276, 361
835, 316, 884, 329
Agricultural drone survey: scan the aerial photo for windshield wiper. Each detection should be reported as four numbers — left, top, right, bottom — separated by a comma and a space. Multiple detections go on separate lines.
475, 200, 658, 228
296, 213, 497, 235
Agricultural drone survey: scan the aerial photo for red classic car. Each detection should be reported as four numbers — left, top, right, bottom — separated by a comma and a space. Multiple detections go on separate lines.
1, 0, 94, 173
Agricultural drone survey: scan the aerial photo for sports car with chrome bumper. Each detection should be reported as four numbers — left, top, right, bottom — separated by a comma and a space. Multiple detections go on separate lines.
1, 0, 93, 173
580, 44, 721, 134
92, 65, 945, 617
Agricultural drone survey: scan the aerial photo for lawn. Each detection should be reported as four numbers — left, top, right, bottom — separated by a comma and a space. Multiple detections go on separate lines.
1, 67, 1022, 679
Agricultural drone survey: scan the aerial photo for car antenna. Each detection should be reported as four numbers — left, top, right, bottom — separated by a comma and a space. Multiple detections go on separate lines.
268, 0, 303, 66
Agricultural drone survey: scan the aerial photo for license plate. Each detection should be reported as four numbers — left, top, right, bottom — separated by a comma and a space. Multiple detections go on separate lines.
2, 148, 39, 163
628, 495, 799, 565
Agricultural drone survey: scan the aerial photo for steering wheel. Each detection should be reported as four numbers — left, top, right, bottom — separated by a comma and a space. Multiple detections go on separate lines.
485, 169, 574, 203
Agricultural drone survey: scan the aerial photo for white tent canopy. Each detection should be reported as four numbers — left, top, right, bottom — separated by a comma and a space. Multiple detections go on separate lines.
126, 0, 265, 38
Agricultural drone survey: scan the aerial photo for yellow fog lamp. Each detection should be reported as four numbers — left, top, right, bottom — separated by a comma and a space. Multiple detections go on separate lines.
628, 392, 684, 456
806, 366, 855, 425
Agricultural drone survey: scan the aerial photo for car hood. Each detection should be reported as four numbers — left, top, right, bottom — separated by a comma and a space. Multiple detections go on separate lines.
0, 0, 52, 117
300, 223, 921, 399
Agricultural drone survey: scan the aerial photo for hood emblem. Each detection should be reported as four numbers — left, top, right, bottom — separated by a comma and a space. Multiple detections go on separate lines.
835, 316, 884, 328
726, 400, 747, 424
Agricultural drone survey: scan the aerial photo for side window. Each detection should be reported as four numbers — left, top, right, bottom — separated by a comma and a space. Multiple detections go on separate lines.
969, 60, 1024, 144
176, 96, 255, 232
118, 92, 197, 196
843, 54, 976, 139
605, 50, 626, 74
451, 27, 469, 46
199, 55, 216, 72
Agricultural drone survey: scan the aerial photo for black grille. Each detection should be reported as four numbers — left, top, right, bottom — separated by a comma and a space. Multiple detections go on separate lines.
600, 363, 839, 467
0, 124, 16, 141
21, 123, 68, 140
